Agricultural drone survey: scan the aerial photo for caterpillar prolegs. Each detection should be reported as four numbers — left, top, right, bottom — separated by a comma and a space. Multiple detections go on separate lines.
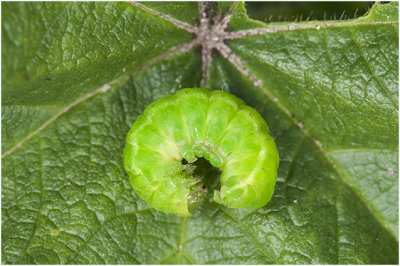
124, 88, 279, 216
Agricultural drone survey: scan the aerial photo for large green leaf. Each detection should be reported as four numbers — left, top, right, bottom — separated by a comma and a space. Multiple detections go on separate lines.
2, 1, 398, 264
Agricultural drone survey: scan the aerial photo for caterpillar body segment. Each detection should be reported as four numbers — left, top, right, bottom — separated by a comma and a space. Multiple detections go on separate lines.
214, 131, 279, 209
124, 88, 279, 216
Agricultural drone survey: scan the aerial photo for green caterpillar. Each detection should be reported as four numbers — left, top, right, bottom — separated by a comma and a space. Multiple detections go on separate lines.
124, 88, 279, 216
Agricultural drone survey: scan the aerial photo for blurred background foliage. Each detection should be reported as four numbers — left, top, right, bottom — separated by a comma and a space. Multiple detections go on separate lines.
246, 1, 375, 22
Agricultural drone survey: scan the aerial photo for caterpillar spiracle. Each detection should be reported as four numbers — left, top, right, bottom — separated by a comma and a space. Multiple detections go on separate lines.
124, 88, 279, 216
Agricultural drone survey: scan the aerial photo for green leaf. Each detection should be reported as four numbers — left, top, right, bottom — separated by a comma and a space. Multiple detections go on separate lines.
2, 1, 398, 264
245, 2, 374, 22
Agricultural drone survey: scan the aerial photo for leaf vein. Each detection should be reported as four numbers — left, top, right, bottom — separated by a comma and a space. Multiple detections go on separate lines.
346, 27, 398, 108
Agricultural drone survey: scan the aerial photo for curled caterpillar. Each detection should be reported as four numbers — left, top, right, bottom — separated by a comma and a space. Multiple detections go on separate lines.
124, 88, 279, 216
